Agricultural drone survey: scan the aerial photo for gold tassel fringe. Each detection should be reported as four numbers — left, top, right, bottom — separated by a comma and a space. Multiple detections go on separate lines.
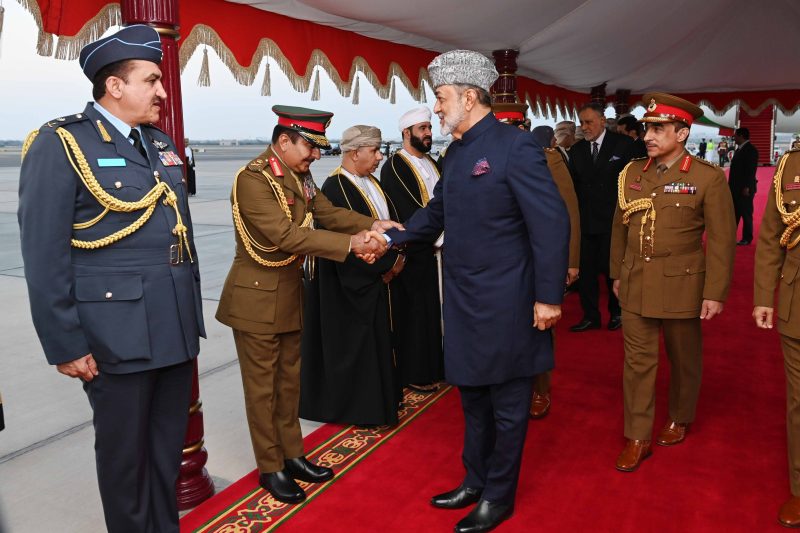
198, 47, 210, 87
389, 76, 396, 104
261, 61, 271, 96
351, 75, 360, 105
310, 68, 320, 101
18, 0, 119, 58
179, 24, 429, 103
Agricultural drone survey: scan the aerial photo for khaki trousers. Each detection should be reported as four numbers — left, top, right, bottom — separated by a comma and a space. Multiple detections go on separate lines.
233, 329, 304, 473
782, 335, 800, 496
622, 310, 703, 440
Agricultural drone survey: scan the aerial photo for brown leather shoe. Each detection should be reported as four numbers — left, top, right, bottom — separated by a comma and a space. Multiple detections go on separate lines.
656, 420, 690, 446
529, 392, 551, 419
615, 439, 652, 472
779, 496, 800, 528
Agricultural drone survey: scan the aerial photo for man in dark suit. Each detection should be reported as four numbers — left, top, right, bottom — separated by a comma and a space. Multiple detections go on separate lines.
384, 50, 569, 533
569, 103, 633, 332
617, 115, 648, 159
729, 127, 759, 245
18, 26, 205, 532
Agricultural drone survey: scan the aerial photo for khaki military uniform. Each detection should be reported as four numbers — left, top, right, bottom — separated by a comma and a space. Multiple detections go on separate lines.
216, 146, 374, 473
754, 149, 800, 495
610, 152, 736, 440
534, 148, 581, 395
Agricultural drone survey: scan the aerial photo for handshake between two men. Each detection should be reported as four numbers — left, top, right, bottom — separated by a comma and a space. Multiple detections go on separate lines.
349, 219, 405, 264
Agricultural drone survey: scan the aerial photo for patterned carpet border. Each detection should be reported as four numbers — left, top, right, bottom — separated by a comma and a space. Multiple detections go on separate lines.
189, 385, 452, 532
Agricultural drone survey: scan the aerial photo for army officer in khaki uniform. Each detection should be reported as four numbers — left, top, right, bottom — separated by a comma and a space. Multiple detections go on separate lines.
753, 148, 800, 527
610, 93, 736, 472
216, 106, 396, 504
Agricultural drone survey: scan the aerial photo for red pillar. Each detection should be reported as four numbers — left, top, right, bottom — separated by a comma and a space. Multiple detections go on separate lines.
121, 0, 215, 510
491, 50, 519, 103
614, 89, 631, 116
590, 83, 607, 106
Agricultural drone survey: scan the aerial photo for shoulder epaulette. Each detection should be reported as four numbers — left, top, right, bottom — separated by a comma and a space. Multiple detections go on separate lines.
39, 113, 89, 130
247, 157, 268, 172
787, 147, 800, 154
692, 156, 719, 168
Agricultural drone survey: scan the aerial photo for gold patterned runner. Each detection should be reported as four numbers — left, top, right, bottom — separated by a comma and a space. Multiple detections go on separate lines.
184, 385, 451, 532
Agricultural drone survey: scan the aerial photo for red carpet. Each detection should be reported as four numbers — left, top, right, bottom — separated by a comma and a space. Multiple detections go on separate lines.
184, 166, 787, 532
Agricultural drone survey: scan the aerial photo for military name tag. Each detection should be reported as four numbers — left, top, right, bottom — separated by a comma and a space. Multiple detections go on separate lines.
97, 158, 127, 167
158, 151, 183, 167
785, 183, 800, 191
629, 183, 642, 191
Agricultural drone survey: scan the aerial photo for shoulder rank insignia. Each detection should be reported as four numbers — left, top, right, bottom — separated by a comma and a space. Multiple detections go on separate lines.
41, 112, 88, 130
680, 155, 692, 172
693, 156, 719, 169
247, 158, 266, 172
269, 157, 284, 177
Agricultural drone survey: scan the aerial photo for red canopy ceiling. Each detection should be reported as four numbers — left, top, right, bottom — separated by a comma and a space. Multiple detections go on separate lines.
23, 0, 800, 118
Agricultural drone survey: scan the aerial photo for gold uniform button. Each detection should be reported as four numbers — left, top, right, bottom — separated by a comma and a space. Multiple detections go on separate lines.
651, 192, 657, 197
685, 268, 691, 273
104, 291, 113, 299
254, 281, 260, 287
792, 201, 797, 206
675, 202, 680, 207
114, 181, 122, 189
645, 236, 651, 241
644, 257, 651, 262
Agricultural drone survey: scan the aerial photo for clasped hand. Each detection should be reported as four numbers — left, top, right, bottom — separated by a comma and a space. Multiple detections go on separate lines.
351, 220, 405, 264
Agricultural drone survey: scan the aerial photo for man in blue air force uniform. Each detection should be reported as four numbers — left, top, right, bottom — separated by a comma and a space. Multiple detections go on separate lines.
384, 50, 569, 533
18, 25, 205, 533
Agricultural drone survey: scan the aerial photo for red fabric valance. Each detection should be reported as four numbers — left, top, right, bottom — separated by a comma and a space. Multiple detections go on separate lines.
29, 0, 800, 116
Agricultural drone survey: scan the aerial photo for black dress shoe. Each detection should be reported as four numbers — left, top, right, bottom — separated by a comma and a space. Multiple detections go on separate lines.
607, 316, 622, 330
284, 456, 334, 483
259, 471, 306, 504
736, 240, 751, 246
455, 499, 513, 533
431, 485, 482, 509
569, 319, 600, 332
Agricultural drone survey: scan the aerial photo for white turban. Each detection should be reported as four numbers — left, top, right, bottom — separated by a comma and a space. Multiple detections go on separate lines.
399, 107, 432, 132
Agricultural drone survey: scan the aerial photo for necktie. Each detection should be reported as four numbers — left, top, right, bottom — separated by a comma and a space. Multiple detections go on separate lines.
656, 163, 668, 180
591, 141, 599, 163
129, 129, 148, 160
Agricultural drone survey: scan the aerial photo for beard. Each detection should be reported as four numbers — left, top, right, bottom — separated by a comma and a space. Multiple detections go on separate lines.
439, 102, 466, 137
409, 132, 432, 153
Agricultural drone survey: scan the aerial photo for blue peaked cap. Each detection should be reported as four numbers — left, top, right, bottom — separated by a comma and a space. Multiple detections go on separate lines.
79, 25, 163, 80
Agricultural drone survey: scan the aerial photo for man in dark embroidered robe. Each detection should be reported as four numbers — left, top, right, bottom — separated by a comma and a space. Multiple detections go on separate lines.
380, 106, 445, 392
300, 125, 404, 426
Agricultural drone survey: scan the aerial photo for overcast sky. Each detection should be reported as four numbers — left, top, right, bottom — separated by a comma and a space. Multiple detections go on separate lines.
0, 1, 725, 142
